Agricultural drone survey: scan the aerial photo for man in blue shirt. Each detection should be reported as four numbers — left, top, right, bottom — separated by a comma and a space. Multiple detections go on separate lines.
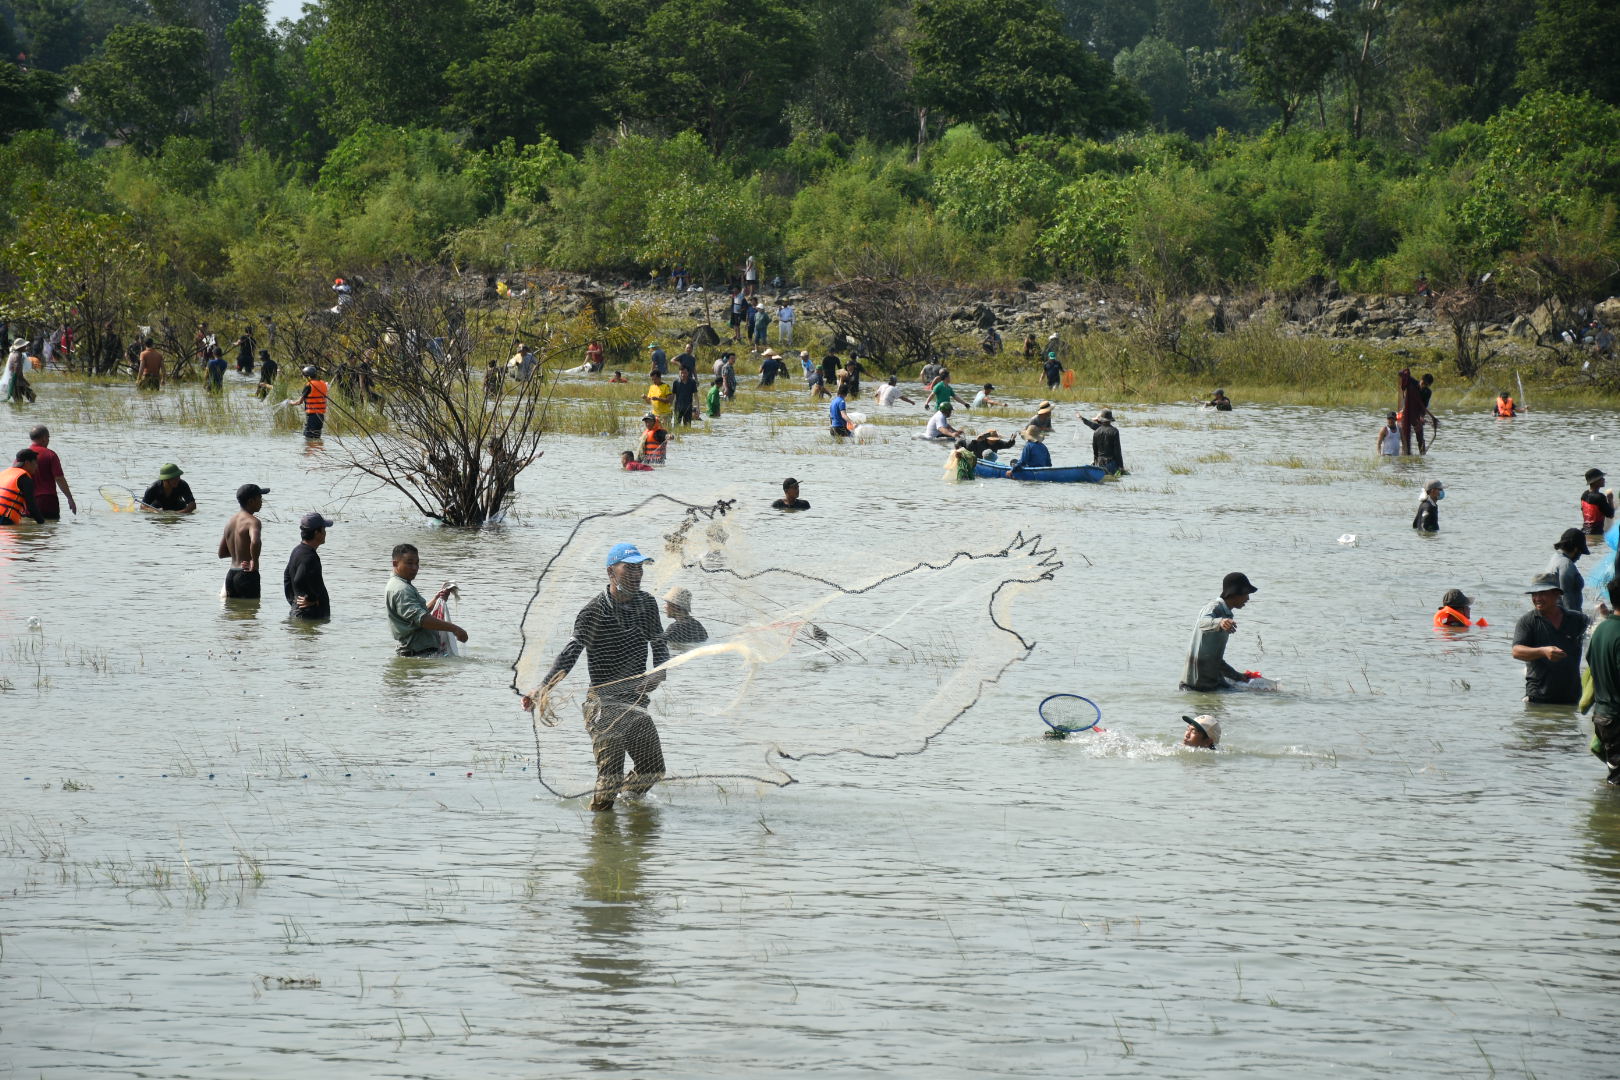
829, 382, 854, 438
1007, 425, 1052, 471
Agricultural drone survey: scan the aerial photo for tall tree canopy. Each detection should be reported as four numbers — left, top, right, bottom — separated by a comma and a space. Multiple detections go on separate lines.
70, 24, 212, 153
911, 0, 1146, 145
309, 0, 471, 135
609, 0, 812, 153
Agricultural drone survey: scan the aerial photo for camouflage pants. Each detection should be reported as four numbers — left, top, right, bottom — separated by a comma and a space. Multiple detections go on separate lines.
584, 694, 666, 810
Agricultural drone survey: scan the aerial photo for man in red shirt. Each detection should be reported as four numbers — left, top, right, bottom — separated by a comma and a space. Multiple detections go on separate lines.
27, 425, 76, 518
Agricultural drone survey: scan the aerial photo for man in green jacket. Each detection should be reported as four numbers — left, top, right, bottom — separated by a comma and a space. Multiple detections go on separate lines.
1585, 579, 1620, 786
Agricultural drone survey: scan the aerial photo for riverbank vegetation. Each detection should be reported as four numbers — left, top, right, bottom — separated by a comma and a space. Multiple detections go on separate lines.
0, 0, 1616, 390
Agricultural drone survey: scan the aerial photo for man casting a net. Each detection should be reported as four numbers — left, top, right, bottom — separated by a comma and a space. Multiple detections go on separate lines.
524, 542, 670, 811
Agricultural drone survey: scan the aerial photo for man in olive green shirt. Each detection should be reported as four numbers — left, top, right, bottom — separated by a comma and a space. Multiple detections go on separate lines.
1584, 578, 1620, 786
385, 543, 468, 656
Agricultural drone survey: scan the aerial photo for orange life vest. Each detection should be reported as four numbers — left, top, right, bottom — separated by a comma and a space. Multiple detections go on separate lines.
1495, 397, 1515, 416
1434, 606, 1472, 628
305, 379, 329, 415
640, 425, 667, 463
0, 466, 28, 524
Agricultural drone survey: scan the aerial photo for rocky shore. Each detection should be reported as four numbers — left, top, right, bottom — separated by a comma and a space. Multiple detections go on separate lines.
498, 270, 1618, 356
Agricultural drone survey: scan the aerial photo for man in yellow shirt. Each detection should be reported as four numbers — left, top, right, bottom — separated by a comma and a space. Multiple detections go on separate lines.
644, 370, 674, 421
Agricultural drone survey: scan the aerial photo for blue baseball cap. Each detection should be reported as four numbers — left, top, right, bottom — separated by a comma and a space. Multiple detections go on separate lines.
605, 542, 653, 567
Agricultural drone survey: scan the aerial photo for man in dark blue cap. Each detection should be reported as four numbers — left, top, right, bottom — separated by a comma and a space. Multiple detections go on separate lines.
525, 541, 669, 811
284, 511, 334, 620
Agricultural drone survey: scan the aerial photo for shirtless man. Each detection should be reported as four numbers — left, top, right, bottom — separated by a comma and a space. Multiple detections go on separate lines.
218, 484, 270, 598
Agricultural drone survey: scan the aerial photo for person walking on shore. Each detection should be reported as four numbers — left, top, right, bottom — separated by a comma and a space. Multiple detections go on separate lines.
26, 426, 76, 518
777, 300, 795, 346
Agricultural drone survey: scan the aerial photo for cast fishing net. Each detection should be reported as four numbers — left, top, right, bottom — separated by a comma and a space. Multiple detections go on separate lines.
511, 495, 1061, 799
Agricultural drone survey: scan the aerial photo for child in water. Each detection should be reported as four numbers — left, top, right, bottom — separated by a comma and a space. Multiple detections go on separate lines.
621, 450, 653, 472
706, 376, 722, 418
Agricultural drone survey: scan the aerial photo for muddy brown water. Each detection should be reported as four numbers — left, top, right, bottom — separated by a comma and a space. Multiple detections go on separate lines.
2, 378, 1617, 1078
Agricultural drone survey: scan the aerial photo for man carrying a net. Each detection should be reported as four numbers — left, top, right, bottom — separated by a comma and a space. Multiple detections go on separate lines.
525, 542, 670, 811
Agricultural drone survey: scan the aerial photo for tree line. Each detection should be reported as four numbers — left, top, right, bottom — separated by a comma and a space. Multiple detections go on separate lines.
0, 0, 1615, 318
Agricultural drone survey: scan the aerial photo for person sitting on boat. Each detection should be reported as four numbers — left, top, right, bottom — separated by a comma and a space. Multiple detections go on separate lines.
925, 402, 963, 440
1006, 425, 1052, 472
966, 429, 1016, 461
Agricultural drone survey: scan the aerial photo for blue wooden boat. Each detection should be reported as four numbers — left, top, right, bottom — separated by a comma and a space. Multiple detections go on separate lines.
973, 459, 1108, 483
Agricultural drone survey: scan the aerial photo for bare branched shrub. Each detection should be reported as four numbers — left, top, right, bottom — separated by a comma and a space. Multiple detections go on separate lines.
810, 252, 955, 377
278, 268, 564, 526
1433, 276, 1509, 378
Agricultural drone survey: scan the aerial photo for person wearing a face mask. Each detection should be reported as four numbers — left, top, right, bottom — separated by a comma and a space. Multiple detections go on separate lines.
1413, 479, 1444, 533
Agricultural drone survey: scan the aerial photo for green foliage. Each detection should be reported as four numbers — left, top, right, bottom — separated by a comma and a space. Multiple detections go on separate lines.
0, 203, 152, 330
1456, 91, 1620, 255
783, 145, 927, 279
1516, 0, 1620, 106
638, 173, 777, 288
0, 64, 64, 140
445, 2, 603, 153
911, 0, 1148, 145
1039, 172, 1137, 278
70, 24, 212, 153
546, 131, 726, 271
613, 0, 811, 153
1115, 37, 1191, 131
310, 0, 472, 136
935, 154, 1063, 235
1238, 12, 1345, 133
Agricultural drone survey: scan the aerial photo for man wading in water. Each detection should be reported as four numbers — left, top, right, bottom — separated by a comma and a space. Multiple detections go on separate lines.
218, 483, 270, 598
525, 542, 669, 812
1181, 572, 1259, 692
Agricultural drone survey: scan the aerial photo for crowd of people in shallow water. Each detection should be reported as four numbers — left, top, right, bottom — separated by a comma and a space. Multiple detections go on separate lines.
5, 318, 1620, 804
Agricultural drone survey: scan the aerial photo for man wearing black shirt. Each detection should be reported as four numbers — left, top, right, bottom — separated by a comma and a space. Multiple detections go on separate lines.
141, 463, 197, 513
527, 542, 668, 811
771, 477, 810, 511
671, 367, 697, 426
674, 346, 697, 379
1081, 411, 1125, 474
1512, 572, 1589, 705
284, 511, 333, 620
